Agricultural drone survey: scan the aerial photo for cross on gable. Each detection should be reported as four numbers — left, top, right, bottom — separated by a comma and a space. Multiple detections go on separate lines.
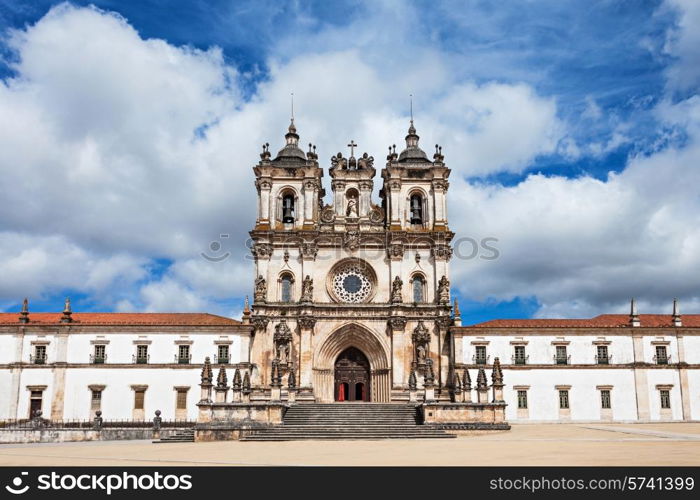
347, 140, 357, 157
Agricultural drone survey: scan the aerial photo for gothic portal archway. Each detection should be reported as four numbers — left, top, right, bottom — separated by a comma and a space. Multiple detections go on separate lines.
334, 347, 370, 402
313, 323, 391, 402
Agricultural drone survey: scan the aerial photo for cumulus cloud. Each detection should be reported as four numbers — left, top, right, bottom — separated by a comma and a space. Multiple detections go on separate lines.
0, 1, 697, 321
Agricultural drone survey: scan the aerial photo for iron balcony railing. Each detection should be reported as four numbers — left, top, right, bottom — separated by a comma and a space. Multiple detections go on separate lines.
214, 355, 229, 364
653, 354, 670, 365
554, 354, 571, 365
472, 354, 490, 365
175, 354, 192, 365
511, 355, 529, 365
30, 354, 47, 365
595, 354, 612, 365
132, 354, 150, 364
90, 354, 107, 364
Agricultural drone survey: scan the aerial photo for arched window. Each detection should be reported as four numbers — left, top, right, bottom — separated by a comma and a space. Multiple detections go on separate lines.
412, 275, 425, 303
282, 194, 295, 223
280, 274, 294, 302
410, 194, 423, 225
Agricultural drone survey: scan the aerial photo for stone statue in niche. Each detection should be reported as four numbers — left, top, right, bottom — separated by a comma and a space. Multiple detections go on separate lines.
437, 275, 450, 305
391, 276, 403, 303
346, 196, 358, 217
301, 275, 313, 302
254, 275, 267, 302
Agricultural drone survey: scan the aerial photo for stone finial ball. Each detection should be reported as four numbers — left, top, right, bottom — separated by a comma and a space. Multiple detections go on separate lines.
155, 410, 161, 416
35, 410, 42, 417
95, 410, 102, 417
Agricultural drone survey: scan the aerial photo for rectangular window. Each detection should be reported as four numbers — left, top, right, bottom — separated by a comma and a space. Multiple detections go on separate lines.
217, 345, 230, 364
559, 390, 569, 409
660, 390, 671, 409
29, 391, 43, 418
34, 345, 47, 364
517, 390, 528, 409
475, 346, 487, 365
136, 345, 148, 364
555, 345, 568, 365
600, 389, 611, 409
93, 344, 106, 364
655, 346, 668, 365
134, 389, 145, 410
596, 345, 609, 364
176, 389, 188, 410
91, 390, 102, 411
514, 345, 527, 365
178, 345, 190, 364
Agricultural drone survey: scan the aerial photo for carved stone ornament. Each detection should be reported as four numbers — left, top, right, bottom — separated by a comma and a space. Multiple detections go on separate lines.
304, 179, 317, 191
254, 275, 267, 303
320, 206, 335, 223
390, 276, 403, 303
432, 179, 449, 191
256, 179, 272, 191
388, 316, 407, 330
344, 231, 360, 251
298, 316, 316, 329
432, 245, 453, 261
252, 315, 269, 331
388, 243, 404, 260
252, 243, 272, 260
300, 242, 318, 260
369, 205, 384, 224
437, 275, 450, 305
357, 153, 375, 170
330, 153, 348, 170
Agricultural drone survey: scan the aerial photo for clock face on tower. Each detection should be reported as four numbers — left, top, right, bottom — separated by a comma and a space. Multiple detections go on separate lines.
330, 260, 375, 303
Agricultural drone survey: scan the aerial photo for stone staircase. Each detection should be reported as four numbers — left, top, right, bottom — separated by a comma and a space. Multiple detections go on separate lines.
153, 428, 195, 443
240, 403, 455, 441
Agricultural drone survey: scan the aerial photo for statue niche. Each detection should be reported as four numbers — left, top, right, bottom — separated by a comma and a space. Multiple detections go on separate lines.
273, 319, 293, 365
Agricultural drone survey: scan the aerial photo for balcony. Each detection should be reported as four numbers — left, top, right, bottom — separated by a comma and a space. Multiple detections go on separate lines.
472, 354, 490, 365
214, 355, 229, 364
512, 355, 529, 365
653, 354, 670, 365
554, 354, 571, 365
90, 354, 107, 364
132, 354, 150, 364
30, 354, 47, 365
595, 354, 612, 365
176, 354, 192, 365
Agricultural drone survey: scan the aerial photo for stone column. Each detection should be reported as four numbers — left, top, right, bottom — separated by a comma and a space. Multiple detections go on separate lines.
270, 361, 282, 402
632, 335, 650, 420
298, 317, 315, 387
231, 368, 242, 403
676, 334, 691, 421
258, 179, 271, 225
389, 317, 407, 388
50, 330, 69, 420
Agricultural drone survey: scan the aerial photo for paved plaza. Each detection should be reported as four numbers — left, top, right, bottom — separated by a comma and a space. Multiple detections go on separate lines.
1, 423, 699, 466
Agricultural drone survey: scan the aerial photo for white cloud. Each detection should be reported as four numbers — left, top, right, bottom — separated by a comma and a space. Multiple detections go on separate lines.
0, 2, 698, 320
663, 0, 700, 91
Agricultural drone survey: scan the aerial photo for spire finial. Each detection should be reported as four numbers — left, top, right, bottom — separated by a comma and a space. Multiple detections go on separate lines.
291, 92, 294, 121
410, 93, 413, 122
60, 297, 73, 323
672, 298, 682, 327
19, 297, 29, 324
630, 297, 640, 327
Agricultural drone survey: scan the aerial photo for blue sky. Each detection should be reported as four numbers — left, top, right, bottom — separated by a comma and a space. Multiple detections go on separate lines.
0, 0, 699, 323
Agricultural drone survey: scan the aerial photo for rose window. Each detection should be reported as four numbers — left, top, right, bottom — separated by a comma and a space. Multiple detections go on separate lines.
331, 262, 374, 303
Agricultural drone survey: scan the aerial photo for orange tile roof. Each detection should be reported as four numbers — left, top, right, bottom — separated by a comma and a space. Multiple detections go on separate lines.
465, 314, 700, 328
0, 312, 241, 326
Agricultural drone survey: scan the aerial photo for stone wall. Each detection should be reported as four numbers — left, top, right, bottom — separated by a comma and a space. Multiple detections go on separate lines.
0, 427, 183, 444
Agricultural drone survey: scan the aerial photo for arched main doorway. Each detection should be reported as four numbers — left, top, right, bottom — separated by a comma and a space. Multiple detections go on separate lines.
334, 347, 370, 402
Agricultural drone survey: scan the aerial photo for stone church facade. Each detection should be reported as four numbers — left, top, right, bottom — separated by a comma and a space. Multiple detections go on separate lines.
0, 120, 699, 431
248, 118, 455, 405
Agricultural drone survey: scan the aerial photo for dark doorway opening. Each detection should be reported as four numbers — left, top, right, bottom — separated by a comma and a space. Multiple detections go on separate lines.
334, 347, 370, 402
